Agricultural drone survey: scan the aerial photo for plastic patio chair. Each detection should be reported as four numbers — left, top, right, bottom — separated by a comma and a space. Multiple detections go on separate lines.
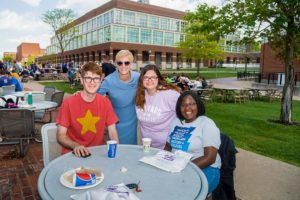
35, 91, 64, 123
43, 86, 56, 101
2, 85, 16, 95
0, 109, 36, 157
41, 123, 61, 166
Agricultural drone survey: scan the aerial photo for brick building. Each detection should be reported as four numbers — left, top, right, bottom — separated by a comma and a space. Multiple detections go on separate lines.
16, 43, 45, 63
39, 0, 252, 69
3, 52, 17, 60
260, 43, 300, 85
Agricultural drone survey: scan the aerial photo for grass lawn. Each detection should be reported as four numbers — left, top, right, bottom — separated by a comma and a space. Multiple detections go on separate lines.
40, 81, 300, 166
40, 81, 81, 94
205, 100, 300, 167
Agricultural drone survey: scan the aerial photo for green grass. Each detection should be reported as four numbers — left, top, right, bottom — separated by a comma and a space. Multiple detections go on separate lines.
40, 81, 81, 94
160, 67, 259, 79
39, 80, 300, 166
205, 101, 300, 166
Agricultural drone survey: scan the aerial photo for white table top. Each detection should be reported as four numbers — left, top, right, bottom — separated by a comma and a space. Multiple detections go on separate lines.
38, 145, 208, 200
18, 101, 57, 111
11, 91, 46, 98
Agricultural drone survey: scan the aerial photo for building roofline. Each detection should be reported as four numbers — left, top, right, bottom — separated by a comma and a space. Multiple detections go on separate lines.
72, 0, 186, 26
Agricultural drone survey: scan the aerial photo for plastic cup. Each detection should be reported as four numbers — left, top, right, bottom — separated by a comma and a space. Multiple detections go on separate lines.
142, 138, 152, 152
107, 140, 117, 158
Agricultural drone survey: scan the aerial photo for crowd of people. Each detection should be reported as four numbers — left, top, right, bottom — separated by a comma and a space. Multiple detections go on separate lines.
55, 49, 221, 193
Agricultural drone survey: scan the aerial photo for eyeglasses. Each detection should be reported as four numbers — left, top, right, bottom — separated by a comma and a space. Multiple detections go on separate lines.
180, 102, 196, 108
83, 77, 101, 83
116, 61, 130, 66
143, 76, 158, 81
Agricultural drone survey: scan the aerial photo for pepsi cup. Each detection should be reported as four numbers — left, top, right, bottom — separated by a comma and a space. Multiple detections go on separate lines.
107, 140, 117, 158
73, 172, 96, 187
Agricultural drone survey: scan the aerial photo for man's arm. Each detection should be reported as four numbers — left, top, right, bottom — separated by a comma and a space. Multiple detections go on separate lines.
107, 124, 119, 143
56, 125, 90, 157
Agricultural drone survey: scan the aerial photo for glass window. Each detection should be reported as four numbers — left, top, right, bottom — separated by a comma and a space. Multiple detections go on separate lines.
136, 14, 147, 27
148, 16, 159, 28
82, 34, 86, 47
86, 32, 92, 46
78, 36, 82, 48
141, 29, 151, 44
104, 12, 111, 25
87, 20, 92, 31
180, 21, 186, 32
112, 26, 125, 42
174, 33, 181, 44
153, 30, 163, 45
98, 28, 103, 43
114, 10, 122, 24
127, 27, 139, 43
92, 18, 97, 29
92, 30, 97, 44
82, 22, 87, 33
98, 16, 103, 27
104, 26, 111, 42
164, 32, 174, 46
170, 20, 177, 31
124, 11, 135, 25
73, 37, 78, 49
160, 18, 170, 30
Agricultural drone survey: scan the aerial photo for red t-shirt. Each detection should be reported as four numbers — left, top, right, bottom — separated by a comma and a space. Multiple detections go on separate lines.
56, 93, 118, 154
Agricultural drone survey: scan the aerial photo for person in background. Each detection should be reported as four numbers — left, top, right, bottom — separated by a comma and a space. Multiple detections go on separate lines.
202, 77, 208, 89
135, 64, 180, 149
56, 62, 119, 157
13, 61, 21, 75
67, 67, 74, 87
193, 76, 203, 89
8, 72, 23, 91
165, 91, 221, 193
0, 71, 23, 91
98, 50, 139, 144
101, 55, 116, 78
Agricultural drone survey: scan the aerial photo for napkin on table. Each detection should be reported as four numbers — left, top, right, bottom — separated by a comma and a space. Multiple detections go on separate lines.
70, 183, 140, 200
139, 150, 193, 173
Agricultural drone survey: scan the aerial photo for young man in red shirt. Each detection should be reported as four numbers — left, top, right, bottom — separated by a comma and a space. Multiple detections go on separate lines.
56, 62, 119, 157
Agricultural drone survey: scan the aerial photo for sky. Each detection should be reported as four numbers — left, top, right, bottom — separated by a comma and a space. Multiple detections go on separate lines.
0, 0, 222, 60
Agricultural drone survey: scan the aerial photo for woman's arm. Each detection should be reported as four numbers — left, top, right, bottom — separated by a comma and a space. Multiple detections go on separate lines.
192, 146, 218, 169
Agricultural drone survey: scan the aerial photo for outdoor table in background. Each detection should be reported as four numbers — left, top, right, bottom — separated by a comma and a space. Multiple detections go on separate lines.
10, 91, 46, 100
38, 145, 208, 200
18, 101, 57, 111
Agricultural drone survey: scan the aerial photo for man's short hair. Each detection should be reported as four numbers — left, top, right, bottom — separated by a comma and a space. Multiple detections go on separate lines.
102, 55, 109, 61
81, 62, 102, 77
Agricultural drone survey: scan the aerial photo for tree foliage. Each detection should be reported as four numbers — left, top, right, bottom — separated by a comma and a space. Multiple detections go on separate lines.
2, 55, 13, 63
187, 1, 300, 124
42, 8, 77, 55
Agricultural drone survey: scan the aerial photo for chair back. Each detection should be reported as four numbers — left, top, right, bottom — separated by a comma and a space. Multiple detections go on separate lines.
2, 85, 15, 95
44, 86, 56, 101
41, 123, 61, 166
0, 109, 35, 156
212, 133, 238, 200
51, 91, 64, 107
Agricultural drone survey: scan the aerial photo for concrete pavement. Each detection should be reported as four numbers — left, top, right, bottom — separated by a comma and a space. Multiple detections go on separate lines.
23, 79, 300, 200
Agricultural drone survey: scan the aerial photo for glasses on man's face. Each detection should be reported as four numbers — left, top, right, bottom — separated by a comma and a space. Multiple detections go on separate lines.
143, 76, 158, 81
83, 76, 101, 83
116, 61, 130, 66
180, 102, 196, 108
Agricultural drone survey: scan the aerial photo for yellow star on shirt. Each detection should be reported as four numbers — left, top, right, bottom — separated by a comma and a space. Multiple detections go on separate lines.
76, 109, 100, 135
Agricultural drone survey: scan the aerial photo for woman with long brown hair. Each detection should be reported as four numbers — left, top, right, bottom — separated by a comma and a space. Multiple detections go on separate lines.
135, 64, 180, 149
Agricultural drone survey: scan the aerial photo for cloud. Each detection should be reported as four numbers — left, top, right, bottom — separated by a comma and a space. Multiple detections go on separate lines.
0, 10, 49, 32
21, 0, 42, 7
6, 33, 51, 48
56, 0, 110, 15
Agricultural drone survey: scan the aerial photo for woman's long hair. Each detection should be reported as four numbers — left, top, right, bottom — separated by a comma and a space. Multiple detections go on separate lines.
135, 64, 180, 110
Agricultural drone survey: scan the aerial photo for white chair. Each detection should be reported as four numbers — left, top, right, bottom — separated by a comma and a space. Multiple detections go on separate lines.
41, 123, 61, 166
2, 85, 15, 95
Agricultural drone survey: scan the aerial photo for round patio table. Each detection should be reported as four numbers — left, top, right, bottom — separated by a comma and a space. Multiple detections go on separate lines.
18, 101, 57, 111
38, 145, 208, 200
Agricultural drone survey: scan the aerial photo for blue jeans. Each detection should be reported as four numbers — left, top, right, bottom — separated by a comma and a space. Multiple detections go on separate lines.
202, 166, 220, 193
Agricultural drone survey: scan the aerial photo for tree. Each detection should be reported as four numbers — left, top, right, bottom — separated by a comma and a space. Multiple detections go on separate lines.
42, 8, 77, 63
2, 55, 13, 63
188, 1, 300, 124
178, 4, 224, 76
177, 33, 223, 76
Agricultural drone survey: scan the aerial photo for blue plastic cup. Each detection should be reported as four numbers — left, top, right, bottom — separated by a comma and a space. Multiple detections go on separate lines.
107, 140, 117, 158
